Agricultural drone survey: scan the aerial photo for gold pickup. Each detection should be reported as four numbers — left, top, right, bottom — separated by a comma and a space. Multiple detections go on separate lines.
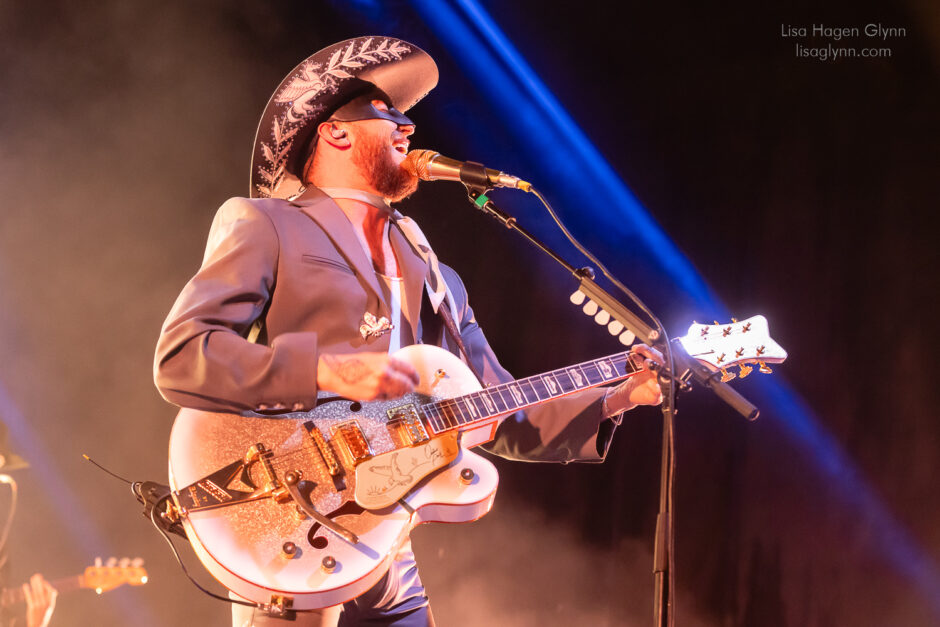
386, 404, 430, 446
333, 422, 372, 466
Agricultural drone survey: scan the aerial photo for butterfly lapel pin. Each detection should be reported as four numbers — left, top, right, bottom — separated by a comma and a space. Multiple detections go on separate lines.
359, 312, 394, 340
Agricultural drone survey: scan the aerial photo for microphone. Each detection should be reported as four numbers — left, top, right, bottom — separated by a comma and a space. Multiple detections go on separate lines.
404, 149, 532, 192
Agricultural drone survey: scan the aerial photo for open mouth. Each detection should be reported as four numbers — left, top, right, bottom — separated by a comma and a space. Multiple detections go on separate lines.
393, 140, 409, 154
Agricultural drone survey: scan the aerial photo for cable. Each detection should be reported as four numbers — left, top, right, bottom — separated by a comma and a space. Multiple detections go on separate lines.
147, 495, 320, 614
82, 454, 133, 485
530, 186, 663, 333
529, 184, 679, 623
147, 496, 256, 608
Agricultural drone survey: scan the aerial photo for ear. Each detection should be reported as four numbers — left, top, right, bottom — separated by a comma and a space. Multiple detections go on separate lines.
317, 122, 351, 149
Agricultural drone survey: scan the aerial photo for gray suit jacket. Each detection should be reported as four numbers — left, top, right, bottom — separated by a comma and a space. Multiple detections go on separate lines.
155, 187, 617, 463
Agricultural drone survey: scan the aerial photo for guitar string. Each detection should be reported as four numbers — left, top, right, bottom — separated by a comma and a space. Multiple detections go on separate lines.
263, 354, 639, 473
425, 355, 639, 428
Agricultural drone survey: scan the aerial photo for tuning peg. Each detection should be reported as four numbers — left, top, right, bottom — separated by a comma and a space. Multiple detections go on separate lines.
106, 557, 117, 567
699, 326, 709, 336
738, 363, 753, 378
742, 322, 752, 333
119, 557, 130, 568
713, 320, 720, 325
608, 320, 624, 335
723, 326, 732, 337
735, 347, 745, 358
731, 317, 738, 323
95, 556, 102, 567
619, 330, 636, 346
583, 301, 598, 316
132, 557, 144, 567
759, 361, 773, 374
569, 290, 586, 305
594, 310, 610, 325
720, 368, 736, 382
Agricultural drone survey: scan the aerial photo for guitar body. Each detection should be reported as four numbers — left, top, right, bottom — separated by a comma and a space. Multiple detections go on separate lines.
168, 345, 500, 609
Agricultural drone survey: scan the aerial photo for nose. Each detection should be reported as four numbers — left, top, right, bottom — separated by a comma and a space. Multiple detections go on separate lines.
397, 123, 415, 137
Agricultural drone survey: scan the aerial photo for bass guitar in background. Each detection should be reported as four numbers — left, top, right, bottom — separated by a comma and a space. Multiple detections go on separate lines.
0, 558, 147, 627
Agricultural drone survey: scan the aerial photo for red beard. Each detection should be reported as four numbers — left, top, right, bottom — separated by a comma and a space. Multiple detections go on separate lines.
352, 133, 419, 202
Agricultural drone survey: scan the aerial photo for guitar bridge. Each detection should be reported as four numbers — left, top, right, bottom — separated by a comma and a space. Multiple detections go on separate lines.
303, 422, 342, 476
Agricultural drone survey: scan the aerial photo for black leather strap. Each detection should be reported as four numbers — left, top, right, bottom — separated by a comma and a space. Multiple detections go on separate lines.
437, 302, 486, 386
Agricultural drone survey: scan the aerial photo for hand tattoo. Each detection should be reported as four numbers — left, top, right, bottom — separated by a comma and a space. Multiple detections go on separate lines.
324, 355, 371, 384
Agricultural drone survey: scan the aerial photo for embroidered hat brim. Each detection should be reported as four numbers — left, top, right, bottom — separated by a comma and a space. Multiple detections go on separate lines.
250, 37, 439, 200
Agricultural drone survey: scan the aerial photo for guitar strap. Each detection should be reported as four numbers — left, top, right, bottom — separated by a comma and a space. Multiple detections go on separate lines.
436, 297, 486, 386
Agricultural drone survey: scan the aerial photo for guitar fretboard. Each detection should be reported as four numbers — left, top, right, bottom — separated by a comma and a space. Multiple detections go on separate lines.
422, 351, 639, 433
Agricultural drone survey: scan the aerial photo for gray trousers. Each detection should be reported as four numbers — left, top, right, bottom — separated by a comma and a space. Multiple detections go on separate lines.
231, 541, 433, 627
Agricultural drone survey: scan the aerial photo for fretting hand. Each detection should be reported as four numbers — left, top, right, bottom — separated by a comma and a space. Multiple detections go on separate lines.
23, 574, 57, 627
603, 344, 665, 416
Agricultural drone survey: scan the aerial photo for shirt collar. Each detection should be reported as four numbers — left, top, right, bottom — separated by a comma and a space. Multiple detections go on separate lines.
318, 187, 392, 212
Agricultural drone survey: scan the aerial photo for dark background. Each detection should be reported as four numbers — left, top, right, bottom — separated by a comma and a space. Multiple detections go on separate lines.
0, 0, 937, 625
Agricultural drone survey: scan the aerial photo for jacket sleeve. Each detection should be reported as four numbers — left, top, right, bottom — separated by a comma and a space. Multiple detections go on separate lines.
154, 197, 320, 413
439, 266, 619, 464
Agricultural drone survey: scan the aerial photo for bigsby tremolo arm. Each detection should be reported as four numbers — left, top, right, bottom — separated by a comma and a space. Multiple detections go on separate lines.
281, 470, 359, 545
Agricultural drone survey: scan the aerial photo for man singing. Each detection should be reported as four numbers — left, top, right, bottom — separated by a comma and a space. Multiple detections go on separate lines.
155, 37, 662, 627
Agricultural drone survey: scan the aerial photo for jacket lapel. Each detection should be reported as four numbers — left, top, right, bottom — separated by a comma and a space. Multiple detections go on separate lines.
293, 189, 388, 317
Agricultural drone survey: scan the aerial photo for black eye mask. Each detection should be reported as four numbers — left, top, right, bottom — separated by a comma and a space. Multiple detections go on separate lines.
330, 95, 413, 126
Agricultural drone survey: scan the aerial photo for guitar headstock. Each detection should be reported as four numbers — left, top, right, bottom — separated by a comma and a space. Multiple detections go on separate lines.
678, 315, 787, 381
83, 557, 148, 594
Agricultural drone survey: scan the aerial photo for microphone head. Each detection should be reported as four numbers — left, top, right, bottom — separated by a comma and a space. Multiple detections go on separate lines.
402, 149, 440, 181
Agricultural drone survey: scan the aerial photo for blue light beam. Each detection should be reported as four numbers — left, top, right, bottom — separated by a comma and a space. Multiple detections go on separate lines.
406, 0, 940, 617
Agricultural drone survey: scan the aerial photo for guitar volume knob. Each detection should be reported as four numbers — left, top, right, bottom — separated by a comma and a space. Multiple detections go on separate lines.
459, 468, 475, 484
282, 542, 298, 558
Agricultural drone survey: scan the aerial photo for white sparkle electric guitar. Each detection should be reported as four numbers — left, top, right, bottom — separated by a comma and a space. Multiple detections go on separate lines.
167, 316, 785, 611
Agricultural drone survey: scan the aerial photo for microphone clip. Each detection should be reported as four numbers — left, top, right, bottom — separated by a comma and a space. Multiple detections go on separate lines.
458, 161, 494, 192
465, 187, 517, 229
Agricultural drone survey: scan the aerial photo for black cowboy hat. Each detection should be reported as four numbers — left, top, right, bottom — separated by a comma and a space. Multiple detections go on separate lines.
250, 36, 439, 200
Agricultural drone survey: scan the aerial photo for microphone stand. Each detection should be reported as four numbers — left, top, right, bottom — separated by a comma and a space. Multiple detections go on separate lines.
456, 166, 759, 627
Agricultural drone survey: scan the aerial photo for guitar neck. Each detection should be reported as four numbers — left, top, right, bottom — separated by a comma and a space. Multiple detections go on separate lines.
1, 575, 83, 607
423, 350, 639, 434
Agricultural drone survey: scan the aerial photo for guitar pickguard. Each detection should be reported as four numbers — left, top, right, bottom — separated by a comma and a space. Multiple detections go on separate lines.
354, 432, 460, 509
